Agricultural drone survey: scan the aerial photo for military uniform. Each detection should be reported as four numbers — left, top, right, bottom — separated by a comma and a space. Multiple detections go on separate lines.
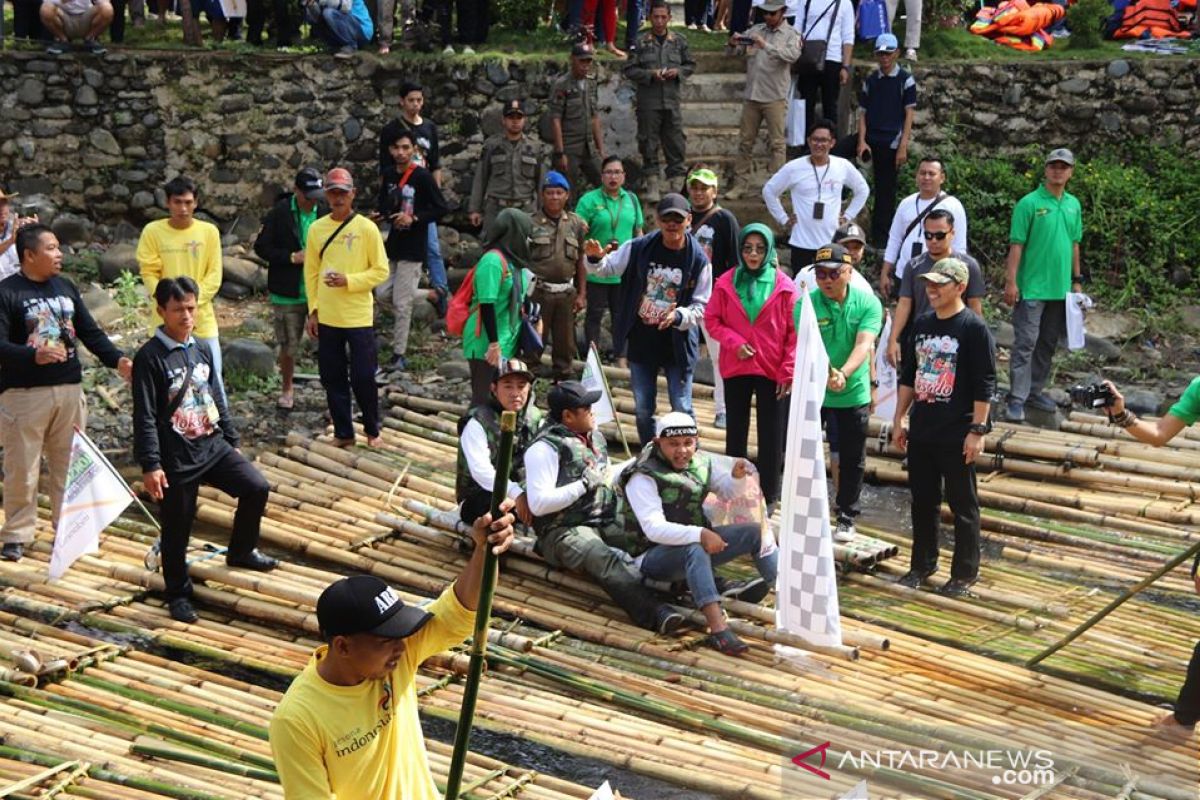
456, 402, 545, 524
623, 29, 695, 186
529, 209, 587, 379
549, 73, 603, 199
469, 135, 546, 232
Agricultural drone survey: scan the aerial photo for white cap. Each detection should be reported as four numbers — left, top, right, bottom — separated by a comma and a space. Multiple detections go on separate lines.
656, 412, 699, 438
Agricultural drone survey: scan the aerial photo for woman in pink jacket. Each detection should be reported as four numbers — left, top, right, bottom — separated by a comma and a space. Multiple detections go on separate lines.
704, 222, 798, 507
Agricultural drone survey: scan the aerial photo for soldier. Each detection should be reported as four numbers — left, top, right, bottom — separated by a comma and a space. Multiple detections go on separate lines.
623, 0, 695, 202
550, 42, 605, 200
456, 359, 543, 527
469, 99, 546, 233
529, 172, 588, 381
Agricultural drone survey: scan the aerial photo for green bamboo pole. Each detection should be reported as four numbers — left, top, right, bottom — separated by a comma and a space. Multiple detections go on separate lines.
443, 409, 517, 799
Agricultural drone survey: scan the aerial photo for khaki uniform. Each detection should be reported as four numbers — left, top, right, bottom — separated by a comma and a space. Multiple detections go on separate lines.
469, 134, 546, 232
529, 209, 587, 379
623, 30, 695, 180
737, 22, 803, 178
549, 73, 603, 198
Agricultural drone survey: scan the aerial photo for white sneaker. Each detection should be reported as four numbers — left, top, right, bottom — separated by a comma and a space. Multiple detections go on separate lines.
686, 23, 697, 29
905, 48, 918, 61
442, 45, 455, 55
834, 520, 857, 543
462, 45, 476, 55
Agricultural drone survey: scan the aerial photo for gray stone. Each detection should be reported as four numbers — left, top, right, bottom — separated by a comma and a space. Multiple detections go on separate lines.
219, 281, 252, 300
16, 79, 44, 106
99, 243, 140, 282
437, 360, 472, 380
1058, 78, 1091, 94
75, 85, 98, 106
1107, 60, 1131, 79
1083, 334, 1121, 361
222, 257, 268, 291
222, 338, 276, 378
1084, 310, 1143, 341
51, 213, 94, 246
218, 94, 254, 113
485, 61, 510, 86
89, 129, 121, 156
79, 284, 123, 328
1099, 111, 1121, 132
1179, 305, 1200, 331
83, 68, 104, 88
342, 117, 363, 142
990, 321, 1015, 349
130, 191, 156, 210
1122, 388, 1163, 416
211, 168, 240, 183
412, 294, 436, 324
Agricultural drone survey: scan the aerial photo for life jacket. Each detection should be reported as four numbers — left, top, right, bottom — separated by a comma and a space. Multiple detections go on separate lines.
455, 401, 544, 504
1111, 0, 1190, 38
528, 423, 615, 536
615, 443, 712, 556
970, 0, 1064, 48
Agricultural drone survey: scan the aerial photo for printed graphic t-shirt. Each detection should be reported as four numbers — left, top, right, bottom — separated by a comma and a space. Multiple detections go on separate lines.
626, 238, 687, 366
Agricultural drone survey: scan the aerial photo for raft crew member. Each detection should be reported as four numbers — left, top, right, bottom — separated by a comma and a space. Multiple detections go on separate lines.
524, 381, 685, 635
269, 508, 516, 800
618, 412, 778, 655
456, 358, 543, 527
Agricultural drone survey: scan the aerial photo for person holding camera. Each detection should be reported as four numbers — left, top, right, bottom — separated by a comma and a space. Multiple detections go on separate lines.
0, 189, 39, 281
1101, 378, 1200, 737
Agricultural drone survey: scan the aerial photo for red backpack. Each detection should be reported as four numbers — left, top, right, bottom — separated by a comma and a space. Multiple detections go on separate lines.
446, 249, 509, 337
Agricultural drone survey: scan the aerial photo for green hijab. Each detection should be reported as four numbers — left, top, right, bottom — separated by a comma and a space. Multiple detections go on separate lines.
481, 208, 533, 270
733, 222, 778, 324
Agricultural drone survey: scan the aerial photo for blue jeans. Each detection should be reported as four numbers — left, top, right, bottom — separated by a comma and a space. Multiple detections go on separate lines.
639, 523, 777, 608
426, 224, 447, 291
317, 7, 366, 48
197, 336, 225, 407
629, 359, 694, 445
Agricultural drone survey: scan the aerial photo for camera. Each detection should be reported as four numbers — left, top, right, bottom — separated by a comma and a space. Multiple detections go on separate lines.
1069, 383, 1115, 409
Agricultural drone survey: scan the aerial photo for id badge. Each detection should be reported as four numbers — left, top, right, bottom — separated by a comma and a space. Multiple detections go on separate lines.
812, 202, 825, 221
910, 241, 923, 259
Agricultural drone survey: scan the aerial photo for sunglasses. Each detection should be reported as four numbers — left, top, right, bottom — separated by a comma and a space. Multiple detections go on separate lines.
741, 244, 767, 254
923, 230, 950, 241
814, 267, 844, 281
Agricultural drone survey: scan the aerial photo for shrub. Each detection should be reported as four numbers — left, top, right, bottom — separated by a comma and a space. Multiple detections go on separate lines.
494, 0, 545, 32
1065, 0, 1109, 49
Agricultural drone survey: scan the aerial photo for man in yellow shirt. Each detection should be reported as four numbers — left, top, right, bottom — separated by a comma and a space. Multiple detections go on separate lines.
137, 176, 225, 401
269, 505, 516, 800
303, 167, 389, 448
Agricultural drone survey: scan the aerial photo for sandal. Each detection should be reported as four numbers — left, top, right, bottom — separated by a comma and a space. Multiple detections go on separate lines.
706, 628, 749, 656
276, 392, 294, 410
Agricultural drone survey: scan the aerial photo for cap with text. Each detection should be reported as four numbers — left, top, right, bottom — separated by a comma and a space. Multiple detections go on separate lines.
324, 167, 354, 192
294, 168, 325, 201
656, 411, 698, 439
918, 257, 969, 285
316, 574, 433, 640
875, 33, 899, 52
813, 243, 853, 268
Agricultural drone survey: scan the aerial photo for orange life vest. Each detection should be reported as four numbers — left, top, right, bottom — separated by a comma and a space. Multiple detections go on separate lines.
1112, 0, 1191, 38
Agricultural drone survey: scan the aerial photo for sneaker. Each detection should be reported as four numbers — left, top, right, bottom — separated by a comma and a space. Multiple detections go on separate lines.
654, 605, 686, 636
462, 45, 476, 55
46, 41, 69, 55
686, 22, 698, 29
168, 597, 199, 624
143, 539, 161, 571
1026, 393, 1058, 413
834, 518, 857, 543
1005, 399, 1026, 423
713, 412, 727, 429
897, 567, 938, 588
375, 367, 389, 385
84, 39, 107, 54
226, 549, 279, 571
938, 577, 978, 598
700, 24, 712, 33
334, 45, 356, 59
723, 577, 771, 605
707, 628, 749, 655
442, 45, 456, 55
389, 355, 408, 373
378, 42, 390, 55
765, 500, 779, 518
1, 542, 24, 562
905, 48, 918, 61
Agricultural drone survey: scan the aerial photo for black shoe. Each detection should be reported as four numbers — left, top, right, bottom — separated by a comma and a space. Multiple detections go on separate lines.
654, 605, 685, 636
226, 549, 279, 571
720, 577, 771, 605
707, 628, 749, 656
938, 577, 978, 598
1, 542, 24, 562
168, 597, 199, 623
83, 38, 107, 54
897, 567, 938, 589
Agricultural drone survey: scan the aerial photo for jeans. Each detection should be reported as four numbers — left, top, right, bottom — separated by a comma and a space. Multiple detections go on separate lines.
867, 137, 900, 247
629, 358, 694, 445
160, 449, 270, 599
1176, 640, 1200, 727
197, 336, 225, 408
539, 523, 661, 630
822, 405, 869, 520
317, 6, 366, 48
427, 224, 447, 291
317, 324, 380, 439
724, 375, 784, 503
639, 523, 777, 608
907, 439, 980, 580
624, 0, 642, 47
1008, 299, 1065, 404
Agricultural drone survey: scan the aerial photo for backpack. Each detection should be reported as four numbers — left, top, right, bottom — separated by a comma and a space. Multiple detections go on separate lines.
857, 0, 890, 41
446, 249, 510, 337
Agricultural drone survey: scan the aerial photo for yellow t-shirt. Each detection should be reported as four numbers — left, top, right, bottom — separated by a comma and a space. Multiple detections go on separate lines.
136, 219, 223, 339
268, 587, 475, 800
303, 213, 389, 329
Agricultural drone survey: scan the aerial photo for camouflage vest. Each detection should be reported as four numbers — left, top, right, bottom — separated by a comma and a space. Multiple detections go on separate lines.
616, 444, 712, 554
530, 422, 615, 535
456, 402, 545, 503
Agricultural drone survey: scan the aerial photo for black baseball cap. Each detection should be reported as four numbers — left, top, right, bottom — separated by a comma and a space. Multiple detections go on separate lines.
295, 168, 325, 201
316, 575, 433, 640
502, 99, 527, 118
548, 380, 601, 416
656, 193, 690, 220
813, 243, 853, 268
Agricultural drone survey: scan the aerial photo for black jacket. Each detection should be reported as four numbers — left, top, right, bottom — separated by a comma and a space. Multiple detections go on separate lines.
254, 194, 328, 299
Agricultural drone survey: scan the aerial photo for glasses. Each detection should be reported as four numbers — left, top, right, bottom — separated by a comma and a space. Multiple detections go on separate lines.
660, 216, 686, 225
808, 137, 833, 145
602, 169, 624, 176
923, 230, 950, 241
814, 267, 844, 281
741, 244, 767, 254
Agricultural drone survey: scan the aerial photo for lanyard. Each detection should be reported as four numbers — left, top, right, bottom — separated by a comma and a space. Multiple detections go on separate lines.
604, 192, 626, 237
811, 159, 831, 202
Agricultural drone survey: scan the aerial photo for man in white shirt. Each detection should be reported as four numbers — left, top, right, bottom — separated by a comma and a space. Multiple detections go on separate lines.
789, 0, 855, 128
39, 0, 113, 54
524, 381, 685, 636
763, 119, 870, 272
0, 190, 37, 281
879, 157, 968, 298
617, 412, 778, 656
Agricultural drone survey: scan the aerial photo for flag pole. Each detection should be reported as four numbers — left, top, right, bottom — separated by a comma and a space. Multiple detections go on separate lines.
75, 427, 161, 531
592, 343, 633, 459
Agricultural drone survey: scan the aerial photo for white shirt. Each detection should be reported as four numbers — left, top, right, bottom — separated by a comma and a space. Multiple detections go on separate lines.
461, 418, 525, 500
763, 155, 870, 249
523, 439, 589, 517
789, 0, 855, 59
623, 457, 742, 556
885, 192, 969, 279
0, 221, 18, 280
793, 265, 873, 296
588, 235, 712, 331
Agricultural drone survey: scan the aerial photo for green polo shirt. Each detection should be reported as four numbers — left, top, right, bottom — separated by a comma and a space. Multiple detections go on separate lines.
575, 187, 643, 285
270, 196, 318, 306
1169, 377, 1200, 425
811, 286, 883, 409
1009, 183, 1082, 301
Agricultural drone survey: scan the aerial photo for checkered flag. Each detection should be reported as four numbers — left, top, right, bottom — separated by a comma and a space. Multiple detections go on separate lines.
776, 291, 843, 647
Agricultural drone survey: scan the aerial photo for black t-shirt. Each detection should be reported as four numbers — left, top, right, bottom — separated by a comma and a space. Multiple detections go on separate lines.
379, 117, 441, 174
690, 206, 740, 279
377, 164, 450, 263
899, 307, 996, 445
625, 238, 688, 366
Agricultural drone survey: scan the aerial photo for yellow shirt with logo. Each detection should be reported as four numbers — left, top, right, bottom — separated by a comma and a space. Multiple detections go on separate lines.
303, 213, 389, 329
136, 219, 224, 338
268, 586, 475, 800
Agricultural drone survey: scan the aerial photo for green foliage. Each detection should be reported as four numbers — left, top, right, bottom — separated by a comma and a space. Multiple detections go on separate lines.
224, 367, 281, 395
113, 271, 146, 313
493, 0, 545, 32
64, 252, 101, 284
1065, 0, 1108, 49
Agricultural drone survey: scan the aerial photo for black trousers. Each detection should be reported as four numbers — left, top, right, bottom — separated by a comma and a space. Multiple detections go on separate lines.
161, 449, 270, 599
584, 282, 620, 356
822, 405, 869, 520
317, 324, 380, 440
867, 136, 900, 247
432, 0, 488, 44
13, 0, 45, 38
724, 375, 785, 504
468, 358, 493, 407
1176, 640, 1200, 727
907, 439, 980, 580
796, 60, 843, 130
248, 0, 297, 44
790, 246, 817, 274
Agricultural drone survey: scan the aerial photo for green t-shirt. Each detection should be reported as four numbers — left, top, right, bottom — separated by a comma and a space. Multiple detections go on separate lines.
463, 250, 522, 360
1169, 377, 1200, 425
575, 187, 643, 285
1009, 184, 1082, 301
811, 286, 883, 409
271, 196, 318, 306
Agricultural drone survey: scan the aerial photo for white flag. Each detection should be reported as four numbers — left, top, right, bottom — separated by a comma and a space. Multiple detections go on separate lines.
776, 291, 843, 647
587, 781, 615, 800
840, 780, 870, 799
581, 346, 616, 426
872, 312, 898, 422
50, 429, 133, 580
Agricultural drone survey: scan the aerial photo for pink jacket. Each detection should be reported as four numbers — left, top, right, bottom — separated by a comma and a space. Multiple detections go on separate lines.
704, 269, 798, 385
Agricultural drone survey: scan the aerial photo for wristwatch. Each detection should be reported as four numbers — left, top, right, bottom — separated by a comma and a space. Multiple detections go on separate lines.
968, 423, 990, 435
